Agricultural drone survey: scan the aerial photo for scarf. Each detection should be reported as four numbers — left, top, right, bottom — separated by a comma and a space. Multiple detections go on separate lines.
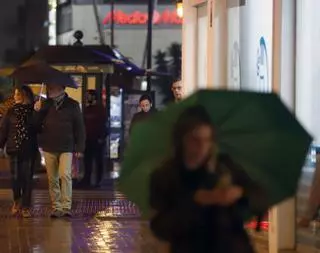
52, 92, 66, 110
13, 104, 33, 149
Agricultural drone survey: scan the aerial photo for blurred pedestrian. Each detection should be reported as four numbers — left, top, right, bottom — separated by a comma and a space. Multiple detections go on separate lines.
149, 106, 256, 253
129, 94, 157, 134
0, 86, 37, 218
34, 84, 85, 218
80, 90, 107, 188
171, 79, 183, 103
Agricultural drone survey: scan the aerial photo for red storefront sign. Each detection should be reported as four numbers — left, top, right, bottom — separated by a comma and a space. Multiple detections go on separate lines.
103, 9, 182, 26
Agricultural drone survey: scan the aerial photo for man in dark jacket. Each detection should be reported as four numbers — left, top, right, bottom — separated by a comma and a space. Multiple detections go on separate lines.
129, 94, 157, 134
34, 84, 85, 218
81, 90, 107, 188
171, 79, 183, 103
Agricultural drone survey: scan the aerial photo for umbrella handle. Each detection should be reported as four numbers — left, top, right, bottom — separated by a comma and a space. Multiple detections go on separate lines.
39, 83, 44, 102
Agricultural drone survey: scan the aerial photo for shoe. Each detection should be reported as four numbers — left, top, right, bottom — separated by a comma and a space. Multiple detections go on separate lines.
21, 208, 32, 218
62, 209, 72, 217
11, 202, 20, 215
50, 209, 63, 218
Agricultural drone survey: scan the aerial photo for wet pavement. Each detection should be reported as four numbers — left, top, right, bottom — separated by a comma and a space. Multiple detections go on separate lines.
0, 188, 272, 253
0, 189, 158, 253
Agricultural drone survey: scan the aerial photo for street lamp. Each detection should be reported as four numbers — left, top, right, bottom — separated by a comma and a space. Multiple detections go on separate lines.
176, 0, 183, 18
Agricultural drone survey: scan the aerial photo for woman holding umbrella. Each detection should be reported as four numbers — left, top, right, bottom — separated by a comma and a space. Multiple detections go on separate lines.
0, 85, 37, 218
149, 106, 258, 253
120, 90, 312, 252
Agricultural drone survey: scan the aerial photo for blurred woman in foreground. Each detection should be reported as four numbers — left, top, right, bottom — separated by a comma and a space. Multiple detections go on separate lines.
149, 106, 263, 253
0, 86, 37, 218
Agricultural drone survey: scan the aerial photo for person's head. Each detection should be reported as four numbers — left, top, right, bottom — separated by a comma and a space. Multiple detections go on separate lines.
171, 79, 183, 102
14, 85, 34, 105
86, 90, 98, 106
46, 84, 65, 98
173, 106, 215, 170
139, 94, 153, 113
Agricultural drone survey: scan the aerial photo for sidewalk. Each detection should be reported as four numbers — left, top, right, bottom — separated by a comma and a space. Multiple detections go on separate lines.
0, 183, 319, 252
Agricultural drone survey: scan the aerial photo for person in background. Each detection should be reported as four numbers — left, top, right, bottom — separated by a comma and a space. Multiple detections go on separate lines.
129, 94, 157, 134
80, 90, 107, 188
34, 84, 85, 218
171, 79, 183, 103
149, 106, 265, 253
0, 86, 37, 218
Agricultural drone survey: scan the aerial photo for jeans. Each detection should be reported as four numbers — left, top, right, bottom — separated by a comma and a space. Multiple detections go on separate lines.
43, 152, 73, 210
10, 153, 35, 208
83, 140, 104, 185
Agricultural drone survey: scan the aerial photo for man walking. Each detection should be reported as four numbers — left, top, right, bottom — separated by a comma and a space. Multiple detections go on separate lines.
34, 84, 85, 218
81, 90, 107, 188
171, 78, 183, 103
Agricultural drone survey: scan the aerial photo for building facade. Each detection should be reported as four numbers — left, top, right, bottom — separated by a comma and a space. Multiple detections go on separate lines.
0, 0, 48, 67
182, 0, 320, 251
55, 0, 182, 68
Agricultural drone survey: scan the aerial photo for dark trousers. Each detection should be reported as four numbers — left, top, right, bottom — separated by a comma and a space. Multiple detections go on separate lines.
83, 140, 104, 185
9, 153, 35, 208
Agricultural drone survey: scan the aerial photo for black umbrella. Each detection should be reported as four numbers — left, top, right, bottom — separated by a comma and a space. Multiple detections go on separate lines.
11, 63, 77, 88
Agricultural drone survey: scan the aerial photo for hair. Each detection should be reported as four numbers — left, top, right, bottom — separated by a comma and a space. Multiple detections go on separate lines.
139, 94, 152, 104
172, 105, 214, 158
87, 89, 97, 99
15, 85, 34, 105
171, 78, 181, 87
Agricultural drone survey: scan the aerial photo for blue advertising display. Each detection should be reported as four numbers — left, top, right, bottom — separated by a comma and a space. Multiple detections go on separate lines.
256, 36, 270, 92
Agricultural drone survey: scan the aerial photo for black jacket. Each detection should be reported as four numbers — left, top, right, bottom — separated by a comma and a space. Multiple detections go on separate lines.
0, 104, 37, 155
34, 95, 85, 153
129, 109, 157, 134
149, 154, 266, 253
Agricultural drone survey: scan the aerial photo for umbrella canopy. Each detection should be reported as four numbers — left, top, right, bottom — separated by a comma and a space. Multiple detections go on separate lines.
92, 49, 146, 76
11, 63, 77, 88
119, 90, 312, 218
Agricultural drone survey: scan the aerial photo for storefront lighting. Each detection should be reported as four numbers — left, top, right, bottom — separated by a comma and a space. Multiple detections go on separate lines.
176, 0, 183, 19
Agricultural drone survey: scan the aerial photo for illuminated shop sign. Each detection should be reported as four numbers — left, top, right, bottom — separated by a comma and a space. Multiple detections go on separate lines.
103, 9, 182, 26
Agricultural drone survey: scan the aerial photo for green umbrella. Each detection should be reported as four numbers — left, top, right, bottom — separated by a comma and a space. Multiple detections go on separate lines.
119, 90, 312, 218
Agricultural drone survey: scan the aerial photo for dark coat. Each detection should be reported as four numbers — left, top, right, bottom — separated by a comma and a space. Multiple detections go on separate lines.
129, 109, 157, 134
149, 154, 266, 253
0, 104, 37, 155
34, 95, 85, 153
84, 104, 107, 141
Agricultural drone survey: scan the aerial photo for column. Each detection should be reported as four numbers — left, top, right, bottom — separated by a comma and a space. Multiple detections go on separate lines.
269, 0, 297, 251
210, 0, 228, 89
182, 0, 198, 96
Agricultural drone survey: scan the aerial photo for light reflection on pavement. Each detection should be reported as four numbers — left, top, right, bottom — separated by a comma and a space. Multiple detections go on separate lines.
0, 189, 270, 253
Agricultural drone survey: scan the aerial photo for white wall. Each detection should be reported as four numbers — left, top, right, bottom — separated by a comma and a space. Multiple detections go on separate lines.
296, 0, 320, 143
227, 3, 241, 90
238, 0, 273, 91
209, 0, 273, 91
197, 5, 208, 88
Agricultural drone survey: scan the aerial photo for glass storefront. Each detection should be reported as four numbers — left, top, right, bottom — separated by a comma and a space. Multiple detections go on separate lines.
109, 87, 123, 159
